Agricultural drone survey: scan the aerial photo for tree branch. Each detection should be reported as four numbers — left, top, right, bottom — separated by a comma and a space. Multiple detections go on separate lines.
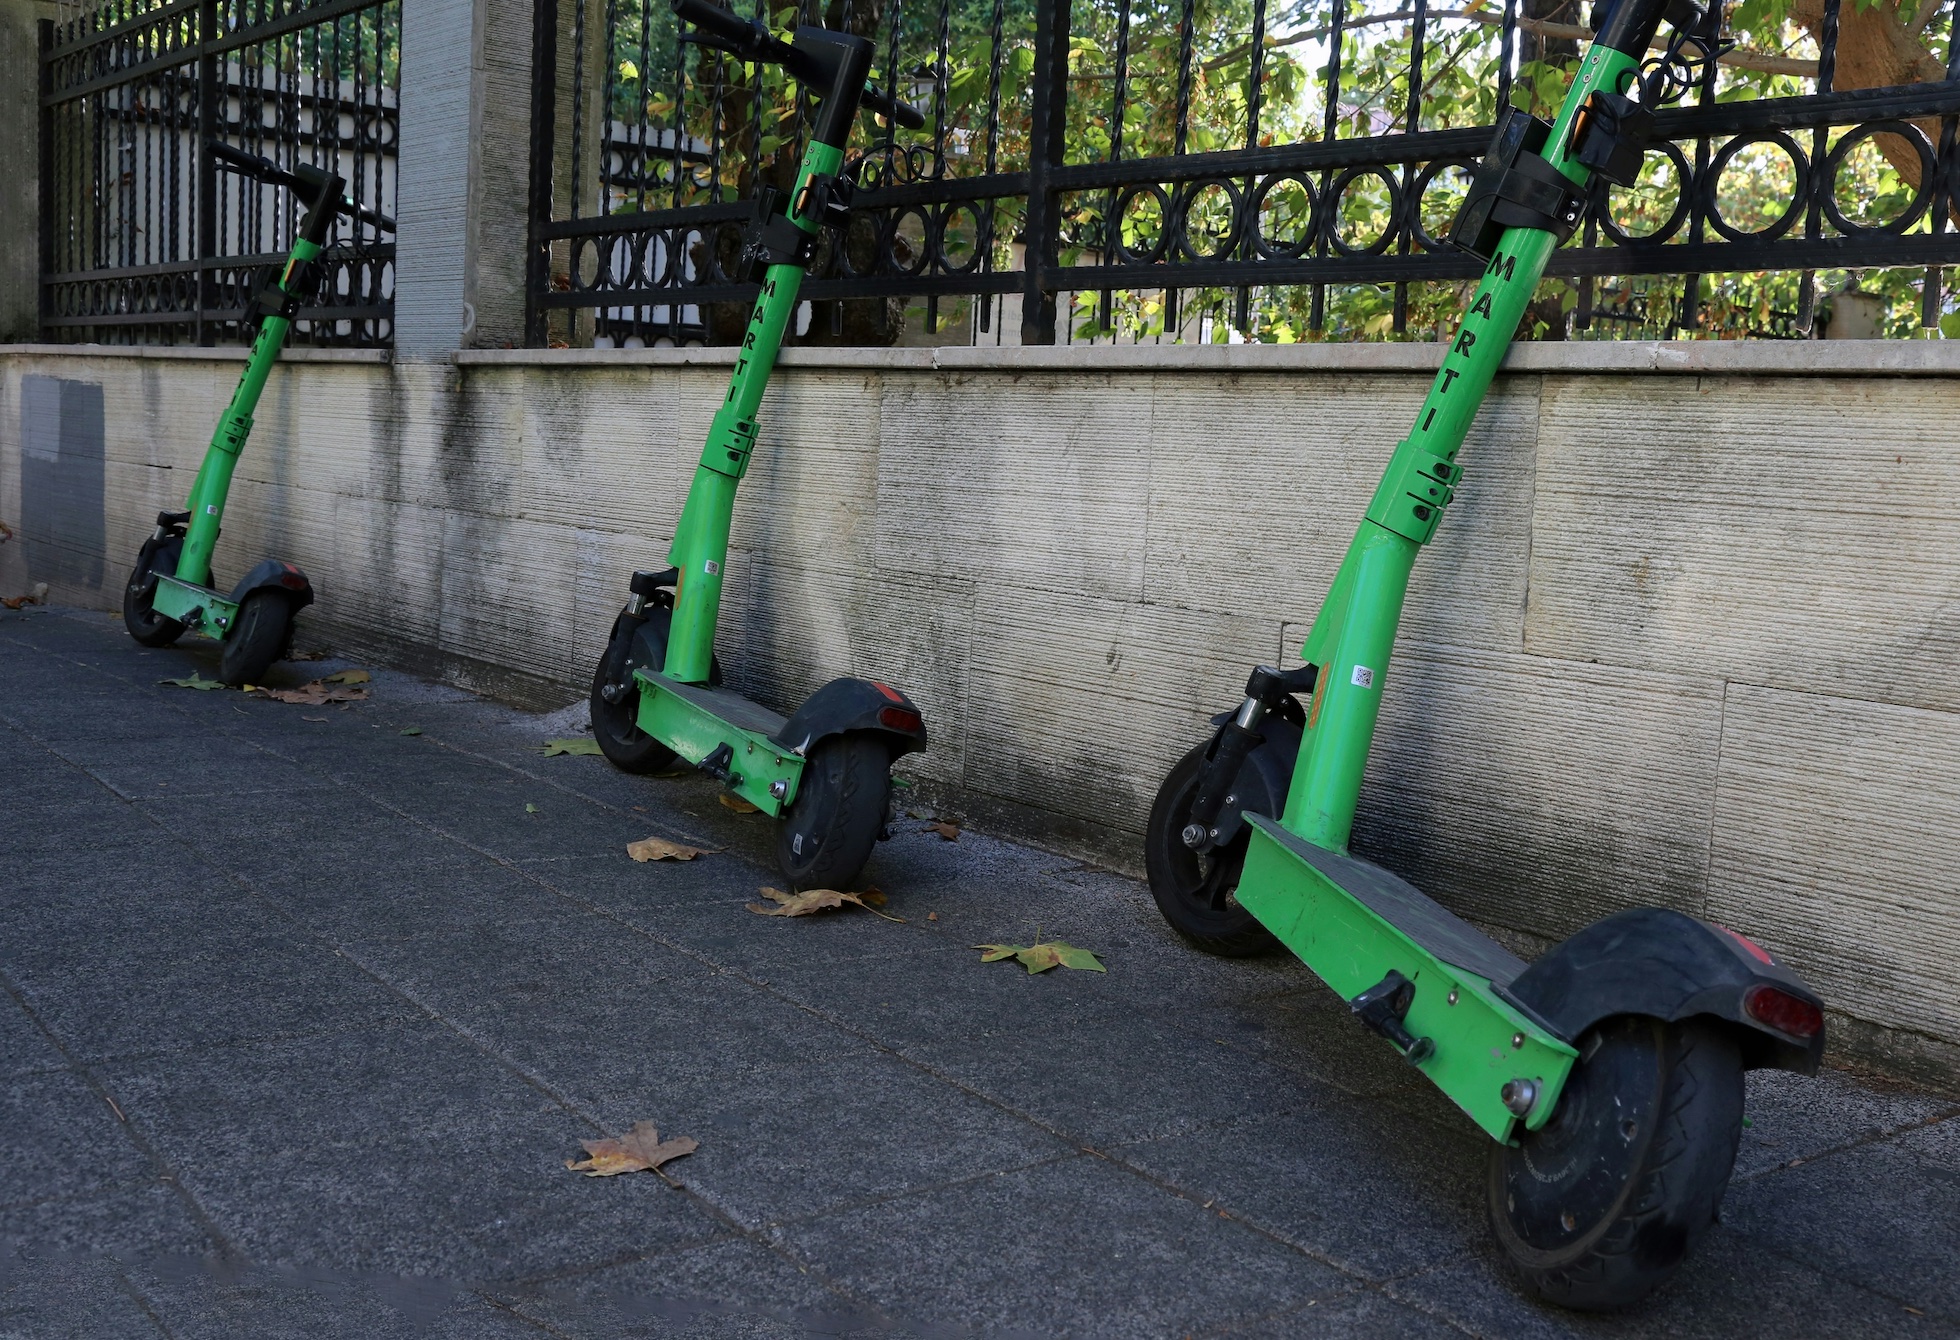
1202, 8, 1820, 78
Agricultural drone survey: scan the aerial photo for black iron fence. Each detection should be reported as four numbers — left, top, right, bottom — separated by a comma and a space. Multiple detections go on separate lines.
524, 0, 1960, 346
39, 0, 400, 347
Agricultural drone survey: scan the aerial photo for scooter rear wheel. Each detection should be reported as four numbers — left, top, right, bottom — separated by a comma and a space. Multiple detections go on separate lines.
122, 536, 186, 648
1488, 1015, 1743, 1311
775, 733, 889, 891
221, 590, 294, 686
1143, 741, 1280, 957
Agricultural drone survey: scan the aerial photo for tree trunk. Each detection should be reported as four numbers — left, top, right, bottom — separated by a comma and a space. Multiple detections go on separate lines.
1789, 0, 1946, 191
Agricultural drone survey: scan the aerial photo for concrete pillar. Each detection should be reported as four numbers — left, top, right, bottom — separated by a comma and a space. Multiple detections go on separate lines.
0, 1, 54, 344
392, 0, 535, 355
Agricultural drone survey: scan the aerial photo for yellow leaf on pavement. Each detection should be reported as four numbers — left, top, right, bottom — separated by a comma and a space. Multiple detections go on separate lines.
626, 835, 713, 862
746, 886, 905, 922
565, 1120, 698, 1177
719, 794, 760, 814
972, 939, 1107, 974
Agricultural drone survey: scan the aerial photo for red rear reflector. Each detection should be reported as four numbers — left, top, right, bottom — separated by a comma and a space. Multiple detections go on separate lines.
279, 573, 307, 590
1744, 984, 1823, 1039
1715, 924, 1775, 965
878, 706, 922, 732
872, 681, 904, 703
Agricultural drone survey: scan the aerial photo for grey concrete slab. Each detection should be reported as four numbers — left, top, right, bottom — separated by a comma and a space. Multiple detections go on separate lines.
774, 1153, 1354, 1337
1109, 1103, 1487, 1279
1, 912, 418, 1064
0, 998, 65, 1080
0, 1184, 215, 1262
2, 607, 1953, 1337
0, 1068, 157, 1207
1721, 1118, 1960, 1323
126, 1256, 547, 1340
102, 1025, 726, 1282
496, 1236, 917, 1338
0, 1253, 173, 1340
1383, 1225, 1959, 1339
615, 1051, 1074, 1232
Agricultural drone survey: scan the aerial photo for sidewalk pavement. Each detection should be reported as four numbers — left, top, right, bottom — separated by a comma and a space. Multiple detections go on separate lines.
2, 604, 1955, 1339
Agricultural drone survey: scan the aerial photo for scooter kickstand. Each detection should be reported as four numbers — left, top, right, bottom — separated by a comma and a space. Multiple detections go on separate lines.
1348, 970, 1435, 1066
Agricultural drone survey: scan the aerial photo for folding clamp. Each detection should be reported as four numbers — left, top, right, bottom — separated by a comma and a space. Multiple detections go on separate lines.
1447, 108, 1590, 260
737, 185, 818, 283
1570, 90, 1657, 187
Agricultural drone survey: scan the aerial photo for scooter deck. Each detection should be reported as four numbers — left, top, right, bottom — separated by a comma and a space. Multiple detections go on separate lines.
1237, 814, 1576, 1140
632, 669, 806, 816
151, 574, 239, 639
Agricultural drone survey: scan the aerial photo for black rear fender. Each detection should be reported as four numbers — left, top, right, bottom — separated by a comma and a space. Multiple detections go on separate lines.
773, 677, 926, 760
226, 559, 315, 611
1503, 908, 1826, 1074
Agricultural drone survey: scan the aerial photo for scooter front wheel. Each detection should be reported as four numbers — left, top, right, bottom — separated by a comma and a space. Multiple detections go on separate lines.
589, 609, 682, 774
775, 734, 890, 891
122, 536, 186, 648
1488, 1015, 1743, 1311
220, 590, 294, 685
1143, 741, 1280, 957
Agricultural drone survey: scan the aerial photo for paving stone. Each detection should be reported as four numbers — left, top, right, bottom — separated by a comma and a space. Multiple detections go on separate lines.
1720, 1117, 1960, 1323
2, 608, 1951, 1338
773, 1153, 1355, 1338
495, 1235, 909, 1338
101, 1025, 725, 1282
0, 1185, 216, 1263
0, 1253, 172, 1340
125, 1256, 546, 1340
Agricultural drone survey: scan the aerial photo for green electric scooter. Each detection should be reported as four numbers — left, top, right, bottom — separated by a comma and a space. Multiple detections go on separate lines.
122, 142, 394, 685
590, 0, 929, 890
1145, 0, 1826, 1310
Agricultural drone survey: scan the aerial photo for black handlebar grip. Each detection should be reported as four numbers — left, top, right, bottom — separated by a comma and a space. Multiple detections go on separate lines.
669, 0, 763, 49
208, 139, 295, 186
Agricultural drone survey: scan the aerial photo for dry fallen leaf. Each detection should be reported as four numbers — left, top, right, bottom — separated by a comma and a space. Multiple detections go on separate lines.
626, 835, 714, 862
322, 668, 371, 685
542, 737, 604, 757
926, 821, 961, 841
928, 911, 939, 922
249, 679, 368, 706
159, 674, 226, 691
1, 595, 37, 611
747, 885, 905, 922
719, 794, 760, 814
565, 1120, 698, 1177
973, 939, 1106, 974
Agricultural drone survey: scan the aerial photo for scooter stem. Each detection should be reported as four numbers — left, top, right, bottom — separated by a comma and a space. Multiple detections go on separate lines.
175, 178, 343, 587
1280, 1, 1668, 848
661, 21, 875, 684
659, 142, 840, 683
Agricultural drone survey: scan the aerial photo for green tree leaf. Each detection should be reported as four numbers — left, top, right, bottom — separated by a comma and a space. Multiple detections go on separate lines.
541, 737, 604, 756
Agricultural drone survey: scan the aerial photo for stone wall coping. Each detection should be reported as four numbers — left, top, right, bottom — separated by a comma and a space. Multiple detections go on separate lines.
446, 338, 1960, 377
0, 344, 391, 364
7, 338, 1958, 376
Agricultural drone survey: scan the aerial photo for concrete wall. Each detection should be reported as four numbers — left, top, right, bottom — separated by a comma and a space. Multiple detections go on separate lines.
3, 339, 1958, 1084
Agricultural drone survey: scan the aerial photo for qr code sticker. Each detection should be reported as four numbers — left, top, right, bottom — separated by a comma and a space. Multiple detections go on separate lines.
1351, 665, 1376, 689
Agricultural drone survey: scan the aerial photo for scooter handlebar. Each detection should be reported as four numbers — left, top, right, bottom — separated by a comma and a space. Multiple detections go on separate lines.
667, 0, 925, 129
205, 141, 396, 232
